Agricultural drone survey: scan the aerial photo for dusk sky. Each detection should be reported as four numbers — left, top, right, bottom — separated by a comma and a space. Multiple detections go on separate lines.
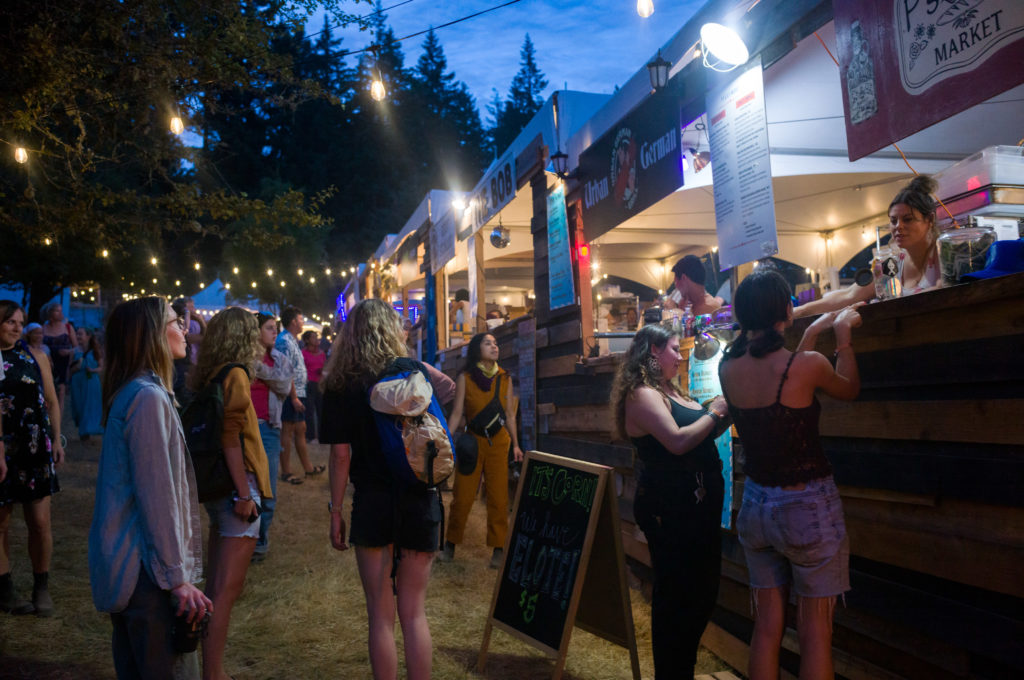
312, 0, 704, 117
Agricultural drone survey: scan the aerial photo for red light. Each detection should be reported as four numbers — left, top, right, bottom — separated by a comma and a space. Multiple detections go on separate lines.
578, 244, 589, 259
966, 175, 981, 191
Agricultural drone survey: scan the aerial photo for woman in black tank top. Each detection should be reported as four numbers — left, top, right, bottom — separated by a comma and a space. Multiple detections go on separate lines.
610, 324, 730, 679
719, 269, 862, 680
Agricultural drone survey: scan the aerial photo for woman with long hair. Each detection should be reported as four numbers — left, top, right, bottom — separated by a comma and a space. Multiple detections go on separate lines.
794, 175, 941, 318
0, 301, 64, 617
439, 332, 523, 568
40, 301, 78, 415
189, 307, 271, 680
609, 323, 729, 679
88, 297, 211, 678
320, 298, 453, 680
70, 327, 104, 441
718, 269, 861, 680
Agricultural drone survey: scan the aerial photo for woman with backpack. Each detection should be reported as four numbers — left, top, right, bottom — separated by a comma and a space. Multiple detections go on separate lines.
439, 332, 523, 568
189, 307, 271, 680
320, 299, 454, 680
88, 297, 212, 679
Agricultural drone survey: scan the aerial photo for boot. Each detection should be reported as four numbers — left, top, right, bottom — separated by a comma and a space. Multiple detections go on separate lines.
0, 572, 34, 615
437, 541, 455, 563
489, 547, 504, 570
32, 572, 54, 617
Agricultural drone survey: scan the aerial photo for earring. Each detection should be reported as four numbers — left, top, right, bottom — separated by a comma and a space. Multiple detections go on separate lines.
645, 354, 662, 377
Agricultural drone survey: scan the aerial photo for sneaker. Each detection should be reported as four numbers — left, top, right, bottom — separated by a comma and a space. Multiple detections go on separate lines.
437, 541, 455, 563
250, 552, 267, 564
0, 590, 34, 615
489, 547, 504, 570
32, 587, 54, 617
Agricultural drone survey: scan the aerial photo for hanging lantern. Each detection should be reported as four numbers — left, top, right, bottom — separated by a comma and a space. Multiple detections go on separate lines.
637, 0, 654, 18
14, 147, 28, 164
646, 50, 671, 91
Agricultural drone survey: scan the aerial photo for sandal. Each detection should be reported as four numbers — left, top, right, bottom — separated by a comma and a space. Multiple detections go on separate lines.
305, 465, 326, 477
280, 473, 304, 485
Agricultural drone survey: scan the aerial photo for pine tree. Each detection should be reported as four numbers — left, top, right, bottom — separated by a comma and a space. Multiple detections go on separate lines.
491, 34, 549, 155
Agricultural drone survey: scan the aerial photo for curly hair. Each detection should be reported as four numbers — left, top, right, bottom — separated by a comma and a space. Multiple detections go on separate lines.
189, 307, 262, 390
321, 299, 407, 392
609, 323, 681, 441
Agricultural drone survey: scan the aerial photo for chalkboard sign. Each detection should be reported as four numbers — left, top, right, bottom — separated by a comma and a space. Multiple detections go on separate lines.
479, 451, 640, 679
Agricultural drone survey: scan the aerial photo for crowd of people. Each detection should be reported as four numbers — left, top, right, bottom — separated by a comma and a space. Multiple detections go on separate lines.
0, 178, 942, 680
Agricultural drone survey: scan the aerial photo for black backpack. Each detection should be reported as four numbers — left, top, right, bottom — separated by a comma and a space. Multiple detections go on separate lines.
180, 363, 245, 503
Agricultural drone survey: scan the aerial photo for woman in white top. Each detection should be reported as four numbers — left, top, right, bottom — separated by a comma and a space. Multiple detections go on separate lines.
794, 175, 941, 318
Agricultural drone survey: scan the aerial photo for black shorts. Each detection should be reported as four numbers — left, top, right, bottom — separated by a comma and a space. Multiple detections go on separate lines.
281, 396, 306, 423
349, 484, 442, 552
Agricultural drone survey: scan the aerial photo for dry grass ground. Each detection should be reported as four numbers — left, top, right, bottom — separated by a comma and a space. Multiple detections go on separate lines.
0, 419, 732, 679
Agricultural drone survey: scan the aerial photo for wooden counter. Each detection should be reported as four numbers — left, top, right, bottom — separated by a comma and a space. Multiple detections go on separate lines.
514, 273, 1024, 680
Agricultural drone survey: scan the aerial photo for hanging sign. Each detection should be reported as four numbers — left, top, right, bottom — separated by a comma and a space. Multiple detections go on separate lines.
578, 91, 683, 243
429, 209, 457, 275
706, 56, 778, 270
836, 0, 1024, 161
463, 152, 517, 239
478, 451, 640, 680
546, 185, 576, 310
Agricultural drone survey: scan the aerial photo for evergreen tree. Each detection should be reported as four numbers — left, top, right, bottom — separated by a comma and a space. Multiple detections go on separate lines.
491, 34, 549, 154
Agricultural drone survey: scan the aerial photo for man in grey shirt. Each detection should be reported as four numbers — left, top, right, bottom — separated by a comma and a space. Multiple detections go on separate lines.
275, 306, 322, 483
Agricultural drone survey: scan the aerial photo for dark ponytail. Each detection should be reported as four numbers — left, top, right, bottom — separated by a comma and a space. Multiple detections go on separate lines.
724, 269, 791, 359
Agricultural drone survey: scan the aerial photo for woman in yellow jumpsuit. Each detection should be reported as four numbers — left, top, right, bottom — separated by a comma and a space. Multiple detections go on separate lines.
439, 333, 523, 568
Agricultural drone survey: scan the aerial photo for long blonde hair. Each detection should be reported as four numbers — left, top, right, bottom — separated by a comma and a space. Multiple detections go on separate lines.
102, 297, 175, 424
189, 307, 262, 390
322, 299, 407, 392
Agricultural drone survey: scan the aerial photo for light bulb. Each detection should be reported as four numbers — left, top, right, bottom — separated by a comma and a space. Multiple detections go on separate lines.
175, 280, 181, 286
370, 79, 386, 101
279, 281, 285, 287
233, 266, 239, 274
170, 116, 184, 135
101, 249, 109, 258
297, 268, 303, 276
325, 268, 331, 275
14, 147, 28, 164
637, 0, 654, 18
194, 262, 201, 270
251, 281, 257, 288
150, 257, 158, 266
309, 277, 315, 284
266, 268, 273, 277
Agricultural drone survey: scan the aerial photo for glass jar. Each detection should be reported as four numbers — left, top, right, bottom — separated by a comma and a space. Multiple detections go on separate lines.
937, 225, 997, 285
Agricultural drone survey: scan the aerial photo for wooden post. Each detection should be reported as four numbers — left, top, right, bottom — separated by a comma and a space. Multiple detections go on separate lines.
474, 231, 487, 333
435, 270, 448, 351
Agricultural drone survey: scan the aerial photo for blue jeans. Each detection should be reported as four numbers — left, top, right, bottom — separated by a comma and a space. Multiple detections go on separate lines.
256, 421, 281, 554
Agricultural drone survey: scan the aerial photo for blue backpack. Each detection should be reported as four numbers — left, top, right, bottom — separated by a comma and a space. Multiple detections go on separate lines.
368, 358, 456, 489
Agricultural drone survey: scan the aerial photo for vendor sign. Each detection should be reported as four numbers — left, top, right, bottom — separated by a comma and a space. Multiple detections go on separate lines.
578, 91, 682, 243
836, 0, 1024, 161
462, 152, 516, 239
430, 208, 457, 275
706, 57, 779, 270
547, 185, 576, 310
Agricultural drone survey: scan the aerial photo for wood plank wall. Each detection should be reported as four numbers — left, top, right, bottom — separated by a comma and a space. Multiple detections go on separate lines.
505, 273, 1024, 680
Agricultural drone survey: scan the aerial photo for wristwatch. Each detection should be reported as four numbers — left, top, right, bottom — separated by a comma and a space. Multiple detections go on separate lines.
707, 410, 724, 424
328, 501, 342, 515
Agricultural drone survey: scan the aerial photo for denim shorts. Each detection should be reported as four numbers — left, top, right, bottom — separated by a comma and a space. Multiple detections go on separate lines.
204, 472, 261, 540
736, 475, 849, 598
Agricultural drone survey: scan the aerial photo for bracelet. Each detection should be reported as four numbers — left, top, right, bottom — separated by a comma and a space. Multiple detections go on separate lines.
707, 411, 724, 424
833, 344, 852, 358
232, 493, 253, 503
327, 501, 343, 515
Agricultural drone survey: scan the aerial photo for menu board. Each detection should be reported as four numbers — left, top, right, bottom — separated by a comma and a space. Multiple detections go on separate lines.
546, 185, 576, 310
480, 452, 640, 679
706, 56, 779, 270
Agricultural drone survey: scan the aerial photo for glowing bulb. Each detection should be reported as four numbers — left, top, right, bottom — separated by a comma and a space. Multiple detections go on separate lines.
279, 281, 285, 287
101, 249, 109, 258
637, 0, 654, 18
309, 277, 315, 284
175, 280, 181, 286
805, 267, 812, 274
712, 246, 719, 253
370, 79, 386, 101
297, 268, 303, 276
232, 266, 239, 274
170, 116, 184, 135
152, 278, 157, 284
44, 237, 52, 246
325, 268, 331, 275
14, 147, 28, 164
597, 294, 603, 301
198, 282, 204, 288
251, 281, 257, 288
140, 288, 146, 294
150, 257, 158, 265
194, 262, 201, 271
349, 266, 355, 273
452, 198, 466, 211
225, 283, 231, 290
266, 268, 273, 277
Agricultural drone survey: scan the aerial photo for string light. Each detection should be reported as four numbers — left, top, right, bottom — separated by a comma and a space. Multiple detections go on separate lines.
637, 0, 654, 18
266, 268, 274, 277
308, 276, 315, 284
170, 116, 184, 135
152, 278, 157, 284
251, 281, 257, 288
225, 283, 231, 290
297, 268, 304, 276
325, 268, 331, 275
279, 280, 286, 287
101, 249, 109, 258
233, 266, 239, 274
44, 237, 52, 246
150, 257, 158, 266
175, 280, 181, 286
194, 262, 201, 271
14, 147, 28, 164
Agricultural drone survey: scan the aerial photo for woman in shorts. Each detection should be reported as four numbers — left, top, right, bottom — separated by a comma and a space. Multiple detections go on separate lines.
718, 269, 862, 680
320, 299, 453, 680
189, 307, 271, 680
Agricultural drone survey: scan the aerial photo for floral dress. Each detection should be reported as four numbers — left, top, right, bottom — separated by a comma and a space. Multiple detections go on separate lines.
0, 341, 59, 505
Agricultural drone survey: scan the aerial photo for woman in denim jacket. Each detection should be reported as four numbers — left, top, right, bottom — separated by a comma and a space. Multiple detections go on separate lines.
89, 297, 212, 679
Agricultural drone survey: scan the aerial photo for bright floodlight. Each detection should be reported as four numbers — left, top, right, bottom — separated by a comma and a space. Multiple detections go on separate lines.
452, 197, 466, 211
637, 0, 654, 18
700, 23, 748, 71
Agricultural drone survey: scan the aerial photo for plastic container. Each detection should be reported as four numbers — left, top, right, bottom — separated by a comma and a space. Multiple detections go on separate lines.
935, 146, 1024, 201
938, 226, 997, 285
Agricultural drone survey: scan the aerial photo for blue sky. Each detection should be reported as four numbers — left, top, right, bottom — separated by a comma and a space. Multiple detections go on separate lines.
312, 0, 703, 118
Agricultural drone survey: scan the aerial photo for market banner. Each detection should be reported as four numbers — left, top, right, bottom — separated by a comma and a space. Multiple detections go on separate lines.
578, 90, 682, 243
429, 208, 457, 275
706, 57, 779, 270
547, 185, 576, 310
836, 0, 1024, 161
461, 151, 516, 240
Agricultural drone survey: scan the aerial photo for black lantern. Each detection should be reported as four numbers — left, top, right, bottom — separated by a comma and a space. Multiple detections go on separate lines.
550, 149, 569, 178
647, 49, 671, 91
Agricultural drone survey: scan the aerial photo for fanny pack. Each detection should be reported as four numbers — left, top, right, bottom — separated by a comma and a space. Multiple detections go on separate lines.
466, 373, 506, 444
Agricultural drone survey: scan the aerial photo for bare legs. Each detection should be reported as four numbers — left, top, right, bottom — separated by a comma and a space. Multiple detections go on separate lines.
279, 421, 313, 477
748, 586, 836, 680
202, 533, 256, 680
355, 546, 434, 680
0, 498, 53, 574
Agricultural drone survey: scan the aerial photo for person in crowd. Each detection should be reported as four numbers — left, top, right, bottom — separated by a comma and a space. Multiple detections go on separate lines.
609, 322, 729, 679
88, 296, 212, 679
794, 175, 941, 318
249, 312, 292, 564
170, 298, 194, 403
664, 254, 723, 315
182, 298, 207, 364
276, 306, 322, 484
625, 306, 640, 330
40, 301, 78, 414
319, 324, 333, 354
300, 329, 325, 443
189, 307, 271, 680
0, 301, 64, 617
439, 332, 523, 568
450, 289, 470, 334
69, 327, 104, 442
22, 323, 53, 368
321, 298, 454, 680
718, 269, 861, 680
